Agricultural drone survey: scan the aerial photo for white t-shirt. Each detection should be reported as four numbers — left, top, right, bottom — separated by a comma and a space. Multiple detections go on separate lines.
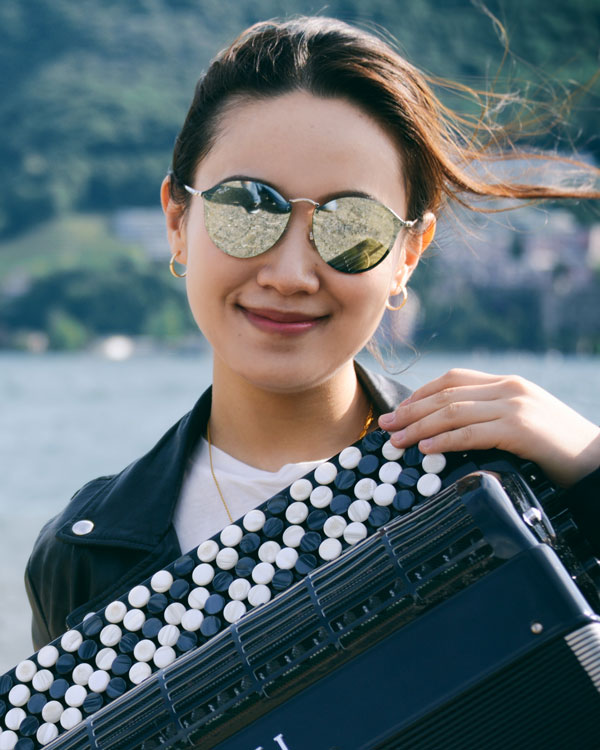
174, 438, 326, 554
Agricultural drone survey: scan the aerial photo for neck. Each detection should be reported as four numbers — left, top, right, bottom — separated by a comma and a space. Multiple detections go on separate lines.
209, 358, 371, 471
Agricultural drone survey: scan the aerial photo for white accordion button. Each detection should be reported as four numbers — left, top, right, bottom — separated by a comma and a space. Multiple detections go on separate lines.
4, 707, 26, 731
88, 670, 110, 693
0, 731, 18, 750
286, 501, 309, 524
422, 453, 447, 474
229, 578, 251, 601
224, 600, 246, 624
123, 608, 145, 632
37, 723, 59, 745
348, 499, 372, 522
128, 585, 151, 608
105, 600, 127, 623
15, 660, 36, 682
310, 485, 333, 509
192, 563, 215, 586
129, 662, 152, 685
319, 538, 342, 561
323, 515, 347, 539
181, 609, 204, 631
382, 440, 405, 461
72, 663, 93, 686
153, 646, 176, 669
354, 478, 377, 500
41, 701, 63, 723
96, 648, 117, 671
8, 684, 30, 707
258, 541, 281, 563
61, 629, 83, 652
339, 446, 362, 469
248, 584, 271, 607
216, 547, 239, 570
373, 483, 396, 506
252, 562, 275, 585
344, 522, 368, 545
32, 669, 54, 692
314, 461, 338, 485
158, 624, 180, 647
282, 525, 304, 548
378, 461, 402, 484
150, 569, 173, 593
100, 624, 122, 647
65, 684, 86, 708
290, 478, 313, 501
133, 640, 156, 663
417, 473, 442, 497
60, 707, 83, 731
188, 587, 210, 610
37, 645, 59, 668
243, 509, 266, 532
220, 524, 243, 547
275, 547, 298, 570
197, 540, 219, 562
164, 602, 186, 625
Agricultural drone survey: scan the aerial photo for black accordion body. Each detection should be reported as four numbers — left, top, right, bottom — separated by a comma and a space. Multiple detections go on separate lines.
2, 432, 599, 750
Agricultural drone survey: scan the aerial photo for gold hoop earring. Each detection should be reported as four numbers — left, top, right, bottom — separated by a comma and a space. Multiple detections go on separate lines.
385, 286, 407, 311
169, 254, 187, 278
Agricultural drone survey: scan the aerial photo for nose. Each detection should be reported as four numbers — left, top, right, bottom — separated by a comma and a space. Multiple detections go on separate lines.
255, 203, 321, 296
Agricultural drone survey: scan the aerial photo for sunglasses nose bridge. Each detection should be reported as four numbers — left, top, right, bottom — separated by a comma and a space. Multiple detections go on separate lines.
287, 197, 319, 246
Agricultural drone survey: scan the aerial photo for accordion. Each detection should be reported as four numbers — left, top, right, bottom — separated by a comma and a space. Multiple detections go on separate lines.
2, 434, 599, 750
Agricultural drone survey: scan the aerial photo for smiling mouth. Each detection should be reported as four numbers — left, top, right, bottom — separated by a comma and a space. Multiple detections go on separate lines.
239, 306, 327, 333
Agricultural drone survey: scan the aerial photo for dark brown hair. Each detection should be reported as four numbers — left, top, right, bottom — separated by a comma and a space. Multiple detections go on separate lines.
169, 15, 599, 223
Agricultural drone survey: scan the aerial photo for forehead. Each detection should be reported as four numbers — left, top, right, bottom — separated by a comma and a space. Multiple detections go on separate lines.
194, 91, 407, 212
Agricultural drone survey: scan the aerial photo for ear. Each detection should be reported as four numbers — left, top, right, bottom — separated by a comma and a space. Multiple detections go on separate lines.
160, 176, 188, 264
390, 212, 436, 294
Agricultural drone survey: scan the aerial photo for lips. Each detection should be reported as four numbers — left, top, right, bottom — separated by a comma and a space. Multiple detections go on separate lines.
239, 305, 326, 333
242, 307, 323, 323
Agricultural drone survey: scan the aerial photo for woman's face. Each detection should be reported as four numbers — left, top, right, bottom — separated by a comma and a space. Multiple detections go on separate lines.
164, 91, 422, 394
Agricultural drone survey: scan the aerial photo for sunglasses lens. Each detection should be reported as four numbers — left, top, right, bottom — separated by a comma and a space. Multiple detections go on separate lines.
313, 197, 398, 273
202, 180, 290, 257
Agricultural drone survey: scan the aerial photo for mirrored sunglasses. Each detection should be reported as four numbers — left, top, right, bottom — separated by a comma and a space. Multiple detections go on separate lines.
183, 179, 417, 274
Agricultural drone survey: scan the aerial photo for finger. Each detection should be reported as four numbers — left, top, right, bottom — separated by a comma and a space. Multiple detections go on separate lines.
387, 399, 503, 448
379, 380, 510, 432
414, 420, 505, 454
406, 368, 502, 404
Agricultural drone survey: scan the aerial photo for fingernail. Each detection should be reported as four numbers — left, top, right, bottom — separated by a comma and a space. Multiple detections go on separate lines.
391, 429, 406, 445
379, 412, 395, 425
419, 438, 433, 449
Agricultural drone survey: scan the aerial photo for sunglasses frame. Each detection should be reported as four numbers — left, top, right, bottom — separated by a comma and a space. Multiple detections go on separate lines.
182, 178, 418, 273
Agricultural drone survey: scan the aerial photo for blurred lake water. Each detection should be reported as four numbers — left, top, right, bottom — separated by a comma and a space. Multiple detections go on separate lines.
1, 349, 598, 672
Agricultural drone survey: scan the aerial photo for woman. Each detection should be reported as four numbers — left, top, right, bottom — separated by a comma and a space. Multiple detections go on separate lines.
26, 16, 600, 650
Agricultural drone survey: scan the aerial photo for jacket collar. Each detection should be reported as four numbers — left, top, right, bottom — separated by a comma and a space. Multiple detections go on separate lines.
56, 362, 410, 551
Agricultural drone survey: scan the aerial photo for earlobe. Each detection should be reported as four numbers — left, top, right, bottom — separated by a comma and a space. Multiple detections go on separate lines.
161, 176, 188, 264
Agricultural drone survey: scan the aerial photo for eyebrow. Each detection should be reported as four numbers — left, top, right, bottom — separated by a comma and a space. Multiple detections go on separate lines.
220, 175, 379, 204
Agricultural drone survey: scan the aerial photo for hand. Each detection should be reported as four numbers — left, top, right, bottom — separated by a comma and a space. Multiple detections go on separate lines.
378, 368, 600, 488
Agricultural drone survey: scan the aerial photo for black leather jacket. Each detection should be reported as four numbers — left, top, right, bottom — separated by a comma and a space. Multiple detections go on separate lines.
25, 363, 412, 649
25, 364, 600, 651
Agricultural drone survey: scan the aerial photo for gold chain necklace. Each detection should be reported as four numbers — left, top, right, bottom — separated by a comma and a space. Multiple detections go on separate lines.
206, 404, 374, 522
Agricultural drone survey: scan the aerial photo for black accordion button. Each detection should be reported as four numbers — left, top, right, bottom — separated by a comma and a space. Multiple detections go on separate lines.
82, 614, 104, 637
0, 699, 7, 718
368, 506, 391, 528
111, 655, 132, 677
307, 510, 327, 531
358, 454, 379, 476
396, 467, 420, 488
267, 495, 288, 515
147, 593, 169, 614
56, 653, 76, 674
263, 517, 284, 538
78, 639, 98, 661
19, 716, 40, 737
142, 618, 162, 639
295, 554, 318, 575
213, 572, 234, 592
83, 692, 104, 714
204, 594, 225, 615
177, 631, 198, 652
49, 678, 70, 699
27, 693, 47, 714
393, 490, 416, 511
173, 555, 195, 577
118, 633, 139, 654
0, 675, 13, 695
334, 470, 356, 490
330, 494, 352, 515
361, 430, 386, 451
15, 739, 35, 750
169, 579, 190, 600
234, 557, 256, 578
200, 616, 221, 637
299, 531, 321, 552
403, 445, 424, 467
272, 569, 294, 591
239, 533, 261, 554
106, 676, 127, 699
